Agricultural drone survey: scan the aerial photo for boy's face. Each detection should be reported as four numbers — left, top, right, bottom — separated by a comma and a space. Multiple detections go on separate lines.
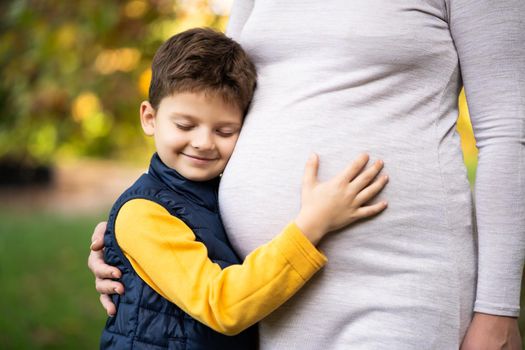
140, 91, 243, 181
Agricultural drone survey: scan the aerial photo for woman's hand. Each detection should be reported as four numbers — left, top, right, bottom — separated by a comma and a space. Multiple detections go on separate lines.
461, 313, 522, 350
87, 221, 124, 316
295, 153, 388, 245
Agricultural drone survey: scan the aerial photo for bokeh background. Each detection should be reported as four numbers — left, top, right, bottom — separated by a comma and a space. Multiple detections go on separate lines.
0, 0, 520, 349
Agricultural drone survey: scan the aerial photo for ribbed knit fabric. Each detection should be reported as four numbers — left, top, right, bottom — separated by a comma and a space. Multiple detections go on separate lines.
219, 1, 525, 349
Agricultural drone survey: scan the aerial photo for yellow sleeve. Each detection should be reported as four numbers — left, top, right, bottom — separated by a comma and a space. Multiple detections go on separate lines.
115, 198, 327, 335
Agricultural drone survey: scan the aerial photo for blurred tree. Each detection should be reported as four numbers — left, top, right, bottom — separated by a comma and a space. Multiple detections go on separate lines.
0, 0, 229, 170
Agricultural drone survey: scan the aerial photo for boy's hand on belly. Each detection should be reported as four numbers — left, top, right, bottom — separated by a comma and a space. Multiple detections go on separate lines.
295, 153, 388, 245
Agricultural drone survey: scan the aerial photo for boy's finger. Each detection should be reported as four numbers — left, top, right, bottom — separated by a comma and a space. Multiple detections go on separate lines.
354, 175, 389, 206
90, 221, 108, 251
95, 278, 125, 295
340, 153, 369, 183
100, 294, 117, 317
348, 159, 383, 192
88, 250, 122, 279
354, 201, 388, 218
302, 153, 319, 188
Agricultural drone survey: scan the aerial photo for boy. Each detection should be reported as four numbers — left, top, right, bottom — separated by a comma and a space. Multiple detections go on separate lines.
100, 28, 388, 349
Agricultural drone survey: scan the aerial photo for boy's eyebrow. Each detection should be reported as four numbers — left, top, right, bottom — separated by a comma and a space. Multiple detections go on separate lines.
215, 119, 243, 127
169, 113, 197, 120
169, 113, 242, 127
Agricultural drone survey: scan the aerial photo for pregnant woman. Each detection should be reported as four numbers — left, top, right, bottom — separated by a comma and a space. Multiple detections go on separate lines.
89, 1, 524, 348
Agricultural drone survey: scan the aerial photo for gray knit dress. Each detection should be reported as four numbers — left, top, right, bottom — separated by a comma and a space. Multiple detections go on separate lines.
219, 1, 525, 349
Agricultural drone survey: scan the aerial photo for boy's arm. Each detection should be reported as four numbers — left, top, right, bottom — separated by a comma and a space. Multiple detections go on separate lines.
115, 198, 327, 336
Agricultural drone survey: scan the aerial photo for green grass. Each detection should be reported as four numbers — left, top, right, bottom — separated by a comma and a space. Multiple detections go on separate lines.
0, 210, 524, 349
0, 210, 107, 349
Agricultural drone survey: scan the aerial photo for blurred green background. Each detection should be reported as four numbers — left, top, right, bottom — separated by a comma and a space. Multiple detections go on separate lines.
0, 0, 231, 167
0, 0, 521, 349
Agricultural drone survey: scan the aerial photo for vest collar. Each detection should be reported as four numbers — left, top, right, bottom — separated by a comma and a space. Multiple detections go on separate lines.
148, 153, 220, 212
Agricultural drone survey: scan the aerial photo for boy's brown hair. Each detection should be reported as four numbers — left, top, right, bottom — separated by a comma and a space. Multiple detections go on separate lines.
149, 28, 257, 114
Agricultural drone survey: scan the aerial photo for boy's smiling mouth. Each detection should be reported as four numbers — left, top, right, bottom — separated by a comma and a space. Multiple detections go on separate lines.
181, 153, 218, 162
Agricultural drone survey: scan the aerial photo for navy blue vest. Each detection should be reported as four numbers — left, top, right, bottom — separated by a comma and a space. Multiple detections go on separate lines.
100, 153, 258, 349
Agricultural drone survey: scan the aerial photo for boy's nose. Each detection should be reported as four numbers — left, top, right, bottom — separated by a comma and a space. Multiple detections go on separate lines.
191, 131, 215, 150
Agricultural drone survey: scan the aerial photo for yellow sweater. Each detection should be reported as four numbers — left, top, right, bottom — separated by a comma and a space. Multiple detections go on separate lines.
115, 198, 327, 335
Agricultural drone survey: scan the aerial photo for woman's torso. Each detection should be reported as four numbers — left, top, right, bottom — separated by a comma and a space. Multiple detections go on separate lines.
220, 1, 476, 348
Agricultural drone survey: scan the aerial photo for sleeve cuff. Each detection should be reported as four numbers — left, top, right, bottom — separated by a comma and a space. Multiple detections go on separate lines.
474, 300, 521, 318
274, 222, 328, 281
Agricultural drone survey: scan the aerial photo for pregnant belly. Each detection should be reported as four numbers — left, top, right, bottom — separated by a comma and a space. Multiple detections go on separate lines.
218, 109, 476, 348
219, 104, 473, 256
218, 107, 476, 348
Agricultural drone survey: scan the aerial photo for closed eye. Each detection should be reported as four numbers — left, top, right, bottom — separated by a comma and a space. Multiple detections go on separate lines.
175, 123, 194, 131
216, 128, 239, 137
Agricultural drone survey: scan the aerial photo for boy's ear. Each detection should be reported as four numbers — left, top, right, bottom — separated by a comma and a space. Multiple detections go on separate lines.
140, 101, 156, 136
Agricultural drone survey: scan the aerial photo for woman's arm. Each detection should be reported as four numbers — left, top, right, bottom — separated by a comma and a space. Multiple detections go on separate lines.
447, 0, 525, 347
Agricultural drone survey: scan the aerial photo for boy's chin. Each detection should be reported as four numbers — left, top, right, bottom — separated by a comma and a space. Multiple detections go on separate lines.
180, 169, 221, 182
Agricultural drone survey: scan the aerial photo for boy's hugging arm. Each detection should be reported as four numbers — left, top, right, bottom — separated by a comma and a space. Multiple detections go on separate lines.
115, 198, 327, 336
